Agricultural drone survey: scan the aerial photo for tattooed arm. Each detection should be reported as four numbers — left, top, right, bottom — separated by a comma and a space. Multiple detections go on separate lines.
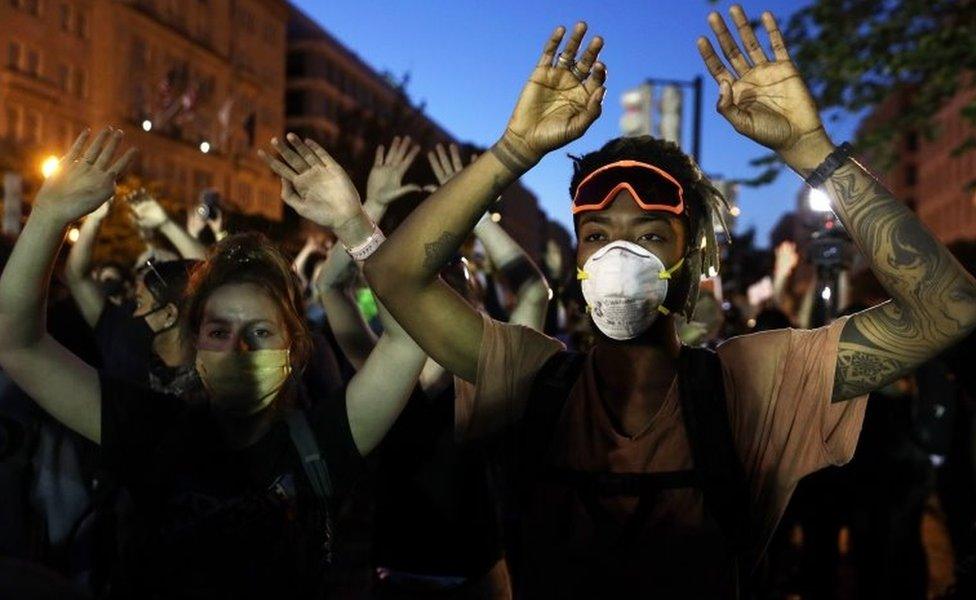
699, 7, 976, 403
364, 22, 606, 382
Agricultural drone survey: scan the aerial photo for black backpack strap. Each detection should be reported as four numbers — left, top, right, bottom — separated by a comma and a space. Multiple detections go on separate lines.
522, 350, 587, 470
285, 408, 334, 501
677, 346, 752, 576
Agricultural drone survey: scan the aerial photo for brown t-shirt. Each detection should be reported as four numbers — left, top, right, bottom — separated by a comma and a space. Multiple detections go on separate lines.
456, 314, 868, 598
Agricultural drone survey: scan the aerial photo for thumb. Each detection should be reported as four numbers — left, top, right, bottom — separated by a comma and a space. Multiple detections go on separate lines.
393, 183, 422, 198
717, 80, 751, 133
422, 184, 438, 193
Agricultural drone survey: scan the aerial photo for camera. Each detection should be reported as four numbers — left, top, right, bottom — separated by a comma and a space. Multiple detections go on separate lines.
196, 189, 221, 221
807, 227, 850, 270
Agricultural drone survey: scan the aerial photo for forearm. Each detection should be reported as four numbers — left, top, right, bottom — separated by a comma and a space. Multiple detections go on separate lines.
320, 286, 377, 370
366, 142, 530, 292
0, 212, 67, 350
345, 302, 427, 455
159, 219, 206, 260
65, 215, 101, 281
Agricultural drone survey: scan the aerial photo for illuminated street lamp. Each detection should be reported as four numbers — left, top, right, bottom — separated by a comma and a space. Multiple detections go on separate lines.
40, 155, 60, 178
66, 227, 80, 243
808, 188, 833, 213
199, 141, 211, 154
490, 212, 501, 223
142, 120, 153, 132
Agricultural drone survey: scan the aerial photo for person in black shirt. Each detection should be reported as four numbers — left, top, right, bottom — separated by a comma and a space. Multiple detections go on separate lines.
0, 128, 429, 598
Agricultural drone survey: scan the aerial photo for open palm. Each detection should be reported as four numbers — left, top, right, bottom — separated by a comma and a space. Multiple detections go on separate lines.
505, 23, 607, 160
698, 7, 824, 154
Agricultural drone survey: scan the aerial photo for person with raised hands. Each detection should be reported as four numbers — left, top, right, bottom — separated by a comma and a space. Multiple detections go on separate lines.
427, 142, 551, 330
127, 187, 207, 262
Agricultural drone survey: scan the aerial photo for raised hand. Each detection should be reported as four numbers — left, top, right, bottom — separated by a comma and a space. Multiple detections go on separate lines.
697, 6, 828, 165
259, 133, 362, 229
427, 143, 469, 186
366, 136, 423, 206
34, 128, 136, 225
499, 22, 607, 169
89, 200, 111, 222
126, 188, 170, 230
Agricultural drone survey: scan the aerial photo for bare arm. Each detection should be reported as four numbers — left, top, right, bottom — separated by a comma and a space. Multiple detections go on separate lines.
64, 200, 109, 327
314, 249, 376, 370
0, 128, 135, 443
260, 133, 428, 455
365, 24, 606, 382
427, 143, 551, 331
700, 7, 976, 402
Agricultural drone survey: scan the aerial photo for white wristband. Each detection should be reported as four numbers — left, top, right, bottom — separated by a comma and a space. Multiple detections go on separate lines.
344, 222, 386, 262
475, 211, 492, 230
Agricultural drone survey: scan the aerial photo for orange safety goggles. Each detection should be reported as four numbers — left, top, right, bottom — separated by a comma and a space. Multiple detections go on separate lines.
572, 160, 686, 216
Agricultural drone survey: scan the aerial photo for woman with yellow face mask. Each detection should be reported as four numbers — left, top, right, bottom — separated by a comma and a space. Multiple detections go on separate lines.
0, 128, 429, 598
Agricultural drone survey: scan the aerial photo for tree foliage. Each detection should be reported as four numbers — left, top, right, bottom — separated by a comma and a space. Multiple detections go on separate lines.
719, 0, 976, 185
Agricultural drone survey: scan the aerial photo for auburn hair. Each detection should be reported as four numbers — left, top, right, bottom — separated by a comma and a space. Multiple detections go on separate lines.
181, 232, 313, 370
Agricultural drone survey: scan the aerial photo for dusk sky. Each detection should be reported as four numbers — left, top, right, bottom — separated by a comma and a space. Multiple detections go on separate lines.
292, 0, 861, 247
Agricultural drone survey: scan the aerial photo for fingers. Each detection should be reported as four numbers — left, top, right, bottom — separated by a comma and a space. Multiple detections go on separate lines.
95, 129, 124, 170
401, 144, 421, 171
762, 11, 791, 61
583, 61, 607, 95
82, 128, 112, 164
271, 137, 310, 172
258, 148, 298, 181
449, 144, 464, 173
575, 35, 604, 77
304, 138, 341, 171
422, 184, 438, 193
65, 129, 90, 162
385, 136, 402, 164
537, 25, 566, 68
107, 148, 137, 177
280, 179, 298, 202
730, 5, 768, 65
717, 79, 751, 133
557, 22, 588, 67
427, 150, 446, 183
707, 11, 750, 77
392, 135, 413, 164
286, 132, 319, 167
374, 144, 385, 168
696, 37, 734, 85
435, 144, 452, 177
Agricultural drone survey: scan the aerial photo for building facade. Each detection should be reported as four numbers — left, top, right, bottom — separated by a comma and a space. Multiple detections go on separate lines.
1, 0, 289, 221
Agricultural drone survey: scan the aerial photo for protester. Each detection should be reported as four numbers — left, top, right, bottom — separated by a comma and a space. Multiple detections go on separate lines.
344, 9, 976, 597
0, 126, 436, 598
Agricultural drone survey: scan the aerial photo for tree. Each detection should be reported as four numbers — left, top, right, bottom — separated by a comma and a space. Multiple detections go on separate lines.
722, 0, 976, 186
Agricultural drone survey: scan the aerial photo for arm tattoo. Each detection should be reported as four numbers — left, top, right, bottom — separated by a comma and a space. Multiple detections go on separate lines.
826, 160, 976, 401
423, 231, 460, 271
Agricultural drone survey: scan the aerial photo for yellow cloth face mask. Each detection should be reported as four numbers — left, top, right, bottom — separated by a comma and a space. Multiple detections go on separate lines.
195, 348, 292, 416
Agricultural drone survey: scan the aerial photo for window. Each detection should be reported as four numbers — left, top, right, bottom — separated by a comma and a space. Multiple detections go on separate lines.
57, 63, 69, 90
60, 3, 71, 31
23, 0, 38, 16
5, 107, 20, 140
25, 49, 39, 76
24, 111, 39, 144
76, 10, 88, 38
7, 42, 21, 70
73, 69, 86, 98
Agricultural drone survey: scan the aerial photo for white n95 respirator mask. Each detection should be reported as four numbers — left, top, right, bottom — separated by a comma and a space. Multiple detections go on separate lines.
577, 241, 684, 341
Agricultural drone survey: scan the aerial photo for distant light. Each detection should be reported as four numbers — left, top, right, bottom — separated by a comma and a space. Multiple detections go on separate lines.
141, 120, 152, 132
66, 227, 80, 243
40, 155, 60, 178
809, 189, 833, 213
547, 287, 554, 301
707, 266, 718, 278
821, 286, 832, 301
729, 206, 741, 217
199, 141, 211, 154
747, 318, 757, 328
490, 212, 501, 223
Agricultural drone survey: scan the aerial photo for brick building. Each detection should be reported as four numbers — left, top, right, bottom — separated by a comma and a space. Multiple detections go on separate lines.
285, 6, 550, 261
1, 0, 289, 222
860, 86, 976, 244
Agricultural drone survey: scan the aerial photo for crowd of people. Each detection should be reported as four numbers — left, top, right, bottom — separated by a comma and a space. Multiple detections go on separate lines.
0, 6, 974, 599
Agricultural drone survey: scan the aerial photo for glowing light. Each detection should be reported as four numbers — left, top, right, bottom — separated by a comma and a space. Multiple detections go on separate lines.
141, 120, 152, 132
199, 141, 211, 154
40, 155, 60, 178
490, 212, 501, 223
66, 227, 80, 243
809, 189, 833, 213
747, 318, 757, 328
821, 286, 832, 301
729, 206, 741, 217
707, 266, 718, 278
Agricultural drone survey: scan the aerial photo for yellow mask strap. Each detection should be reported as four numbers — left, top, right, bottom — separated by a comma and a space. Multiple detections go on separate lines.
577, 267, 588, 281
658, 257, 685, 281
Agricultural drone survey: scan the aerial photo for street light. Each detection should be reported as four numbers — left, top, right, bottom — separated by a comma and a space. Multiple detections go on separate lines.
199, 141, 211, 154
40, 155, 60, 178
142, 120, 153, 132
808, 189, 833, 213
66, 227, 80, 243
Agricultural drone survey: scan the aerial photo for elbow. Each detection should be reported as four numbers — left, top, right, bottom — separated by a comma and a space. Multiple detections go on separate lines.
363, 252, 398, 301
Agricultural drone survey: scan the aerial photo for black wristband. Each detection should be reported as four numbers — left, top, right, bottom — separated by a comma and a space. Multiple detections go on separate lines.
804, 142, 854, 189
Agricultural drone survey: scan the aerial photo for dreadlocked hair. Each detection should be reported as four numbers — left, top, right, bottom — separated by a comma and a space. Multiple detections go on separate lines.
569, 136, 731, 320
181, 232, 313, 370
